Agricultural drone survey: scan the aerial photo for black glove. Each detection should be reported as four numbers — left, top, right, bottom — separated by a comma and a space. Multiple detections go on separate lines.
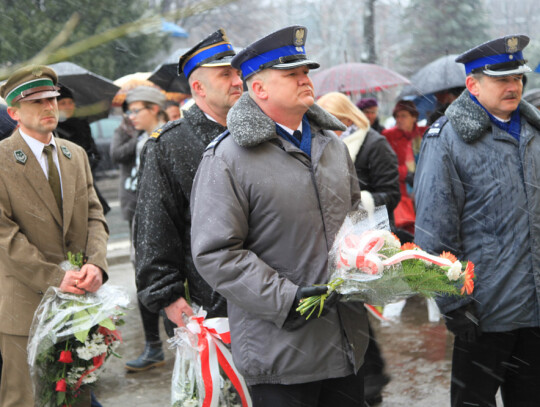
405, 171, 415, 188
443, 303, 480, 342
283, 285, 340, 331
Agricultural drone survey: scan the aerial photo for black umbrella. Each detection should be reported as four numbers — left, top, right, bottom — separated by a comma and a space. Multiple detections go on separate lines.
48, 62, 120, 122
399, 54, 466, 97
148, 47, 191, 94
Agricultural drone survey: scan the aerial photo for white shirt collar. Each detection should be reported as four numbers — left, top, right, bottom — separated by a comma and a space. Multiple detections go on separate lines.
19, 130, 57, 160
276, 122, 303, 136
204, 112, 218, 123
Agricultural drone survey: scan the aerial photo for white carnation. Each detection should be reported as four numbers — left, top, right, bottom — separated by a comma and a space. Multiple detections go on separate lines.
446, 261, 462, 281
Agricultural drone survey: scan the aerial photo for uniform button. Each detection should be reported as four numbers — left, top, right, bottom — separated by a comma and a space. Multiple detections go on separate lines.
38, 290, 44, 295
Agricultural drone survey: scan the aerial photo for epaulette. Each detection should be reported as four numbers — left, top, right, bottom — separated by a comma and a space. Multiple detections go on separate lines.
149, 119, 183, 140
205, 129, 230, 151
425, 116, 449, 138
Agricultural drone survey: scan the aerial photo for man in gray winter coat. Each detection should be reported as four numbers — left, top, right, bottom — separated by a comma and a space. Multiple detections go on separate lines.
132, 29, 242, 370
415, 34, 540, 406
190, 26, 369, 406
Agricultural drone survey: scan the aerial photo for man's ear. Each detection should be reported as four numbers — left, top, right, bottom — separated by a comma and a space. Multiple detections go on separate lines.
465, 75, 480, 97
191, 80, 205, 98
6, 106, 19, 121
251, 79, 268, 100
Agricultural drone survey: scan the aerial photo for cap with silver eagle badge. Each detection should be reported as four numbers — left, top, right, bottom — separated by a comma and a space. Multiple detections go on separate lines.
231, 25, 320, 80
456, 34, 532, 77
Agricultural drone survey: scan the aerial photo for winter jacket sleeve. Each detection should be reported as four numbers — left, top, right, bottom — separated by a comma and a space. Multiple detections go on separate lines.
134, 140, 186, 313
358, 131, 401, 212
414, 128, 470, 313
110, 119, 138, 166
190, 153, 298, 328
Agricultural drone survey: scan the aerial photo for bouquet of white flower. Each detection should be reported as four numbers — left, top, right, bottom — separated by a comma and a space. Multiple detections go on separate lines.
27, 254, 129, 407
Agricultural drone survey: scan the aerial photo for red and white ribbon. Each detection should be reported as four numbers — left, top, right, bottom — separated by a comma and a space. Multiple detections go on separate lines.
186, 315, 252, 407
338, 230, 463, 280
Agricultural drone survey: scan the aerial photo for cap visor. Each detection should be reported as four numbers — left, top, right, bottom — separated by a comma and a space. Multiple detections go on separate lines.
270, 59, 320, 70
483, 64, 532, 77
200, 55, 235, 67
22, 90, 61, 102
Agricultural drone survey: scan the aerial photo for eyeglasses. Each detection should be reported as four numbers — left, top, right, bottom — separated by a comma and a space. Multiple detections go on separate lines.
127, 107, 148, 116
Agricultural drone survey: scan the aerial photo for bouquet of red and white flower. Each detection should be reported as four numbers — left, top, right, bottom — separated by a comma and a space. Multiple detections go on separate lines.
169, 307, 252, 407
27, 253, 129, 407
297, 207, 475, 319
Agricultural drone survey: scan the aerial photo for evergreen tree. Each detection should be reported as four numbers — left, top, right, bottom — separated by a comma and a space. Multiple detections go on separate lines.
0, 0, 169, 80
399, 0, 489, 75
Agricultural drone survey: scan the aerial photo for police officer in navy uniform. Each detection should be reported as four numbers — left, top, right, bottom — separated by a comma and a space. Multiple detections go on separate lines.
131, 29, 243, 370
415, 35, 540, 406
190, 26, 368, 406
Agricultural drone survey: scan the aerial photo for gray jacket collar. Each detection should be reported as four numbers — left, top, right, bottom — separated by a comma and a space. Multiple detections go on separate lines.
446, 89, 540, 143
227, 93, 346, 147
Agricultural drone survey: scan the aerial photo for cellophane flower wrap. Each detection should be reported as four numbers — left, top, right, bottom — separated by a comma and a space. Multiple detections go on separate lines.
297, 207, 475, 318
169, 307, 252, 407
27, 255, 130, 407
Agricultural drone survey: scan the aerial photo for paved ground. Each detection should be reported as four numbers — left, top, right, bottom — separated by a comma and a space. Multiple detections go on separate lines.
93, 174, 502, 406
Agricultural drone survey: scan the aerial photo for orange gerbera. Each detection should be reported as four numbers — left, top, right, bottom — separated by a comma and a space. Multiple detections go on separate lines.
440, 251, 458, 263
401, 242, 419, 251
461, 261, 475, 295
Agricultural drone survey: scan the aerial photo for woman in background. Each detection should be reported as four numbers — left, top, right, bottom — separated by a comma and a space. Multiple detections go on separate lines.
318, 92, 400, 405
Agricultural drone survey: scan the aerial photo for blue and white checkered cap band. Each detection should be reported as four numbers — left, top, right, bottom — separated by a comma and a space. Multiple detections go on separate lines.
182, 42, 234, 79
240, 45, 306, 78
464, 51, 524, 74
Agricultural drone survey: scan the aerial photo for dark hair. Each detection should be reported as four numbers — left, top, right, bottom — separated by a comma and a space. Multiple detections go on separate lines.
57, 83, 75, 101
392, 100, 418, 118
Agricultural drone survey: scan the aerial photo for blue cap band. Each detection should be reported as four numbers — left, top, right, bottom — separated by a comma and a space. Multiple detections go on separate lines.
240, 45, 306, 78
464, 51, 524, 74
182, 42, 234, 79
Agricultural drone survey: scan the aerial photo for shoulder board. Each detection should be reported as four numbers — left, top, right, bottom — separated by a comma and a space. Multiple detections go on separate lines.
205, 129, 230, 151
149, 119, 183, 140
425, 116, 449, 138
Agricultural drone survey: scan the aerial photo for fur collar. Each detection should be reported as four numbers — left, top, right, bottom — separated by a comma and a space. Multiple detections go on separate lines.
446, 89, 540, 143
227, 93, 346, 147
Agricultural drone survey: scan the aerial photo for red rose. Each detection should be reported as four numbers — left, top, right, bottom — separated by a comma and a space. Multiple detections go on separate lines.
56, 378, 67, 392
58, 350, 73, 363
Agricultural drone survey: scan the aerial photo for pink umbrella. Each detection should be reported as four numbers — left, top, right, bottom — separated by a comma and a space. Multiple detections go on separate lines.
311, 62, 410, 97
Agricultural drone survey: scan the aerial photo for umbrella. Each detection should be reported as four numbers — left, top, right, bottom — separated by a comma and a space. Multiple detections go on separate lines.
399, 54, 466, 98
48, 62, 120, 122
523, 88, 540, 108
161, 20, 189, 38
311, 63, 410, 97
148, 47, 191, 94
148, 46, 244, 94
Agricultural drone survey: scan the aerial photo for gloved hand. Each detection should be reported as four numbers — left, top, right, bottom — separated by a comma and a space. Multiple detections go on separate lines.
443, 302, 480, 342
283, 285, 340, 330
405, 171, 415, 188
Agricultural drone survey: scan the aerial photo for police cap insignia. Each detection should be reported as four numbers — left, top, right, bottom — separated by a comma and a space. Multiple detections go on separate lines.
506, 37, 519, 53
294, 28, 305, 47
14, 150, 27, 164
